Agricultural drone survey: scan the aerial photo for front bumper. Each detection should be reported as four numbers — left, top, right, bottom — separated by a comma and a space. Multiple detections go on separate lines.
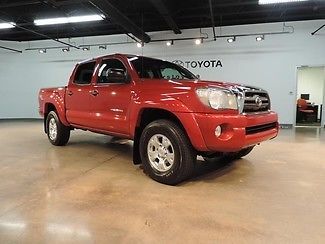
177, 111, 279, 152
194, 111, 278, 152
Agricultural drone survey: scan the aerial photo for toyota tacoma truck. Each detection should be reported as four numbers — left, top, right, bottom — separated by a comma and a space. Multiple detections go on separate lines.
39, 53, 278, 185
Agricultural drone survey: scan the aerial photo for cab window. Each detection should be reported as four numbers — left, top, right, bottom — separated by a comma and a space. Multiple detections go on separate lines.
74, 62, 96, 85
161, 67, 183, 80
97, 59, 127, 84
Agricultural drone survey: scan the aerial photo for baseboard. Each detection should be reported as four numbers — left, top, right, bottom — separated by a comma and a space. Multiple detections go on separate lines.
0, 120, 319, 129
279, 124, 293, 129
0, 118, 42, 122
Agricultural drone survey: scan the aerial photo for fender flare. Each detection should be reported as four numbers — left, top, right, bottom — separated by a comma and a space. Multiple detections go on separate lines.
43, 91, 69, 127
130, 97, 208, 153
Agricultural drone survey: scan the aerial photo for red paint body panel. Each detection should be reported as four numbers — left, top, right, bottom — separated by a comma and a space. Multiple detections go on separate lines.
38, 53, 279, 153
193, 112, 278, 152
38, 87, 69, 126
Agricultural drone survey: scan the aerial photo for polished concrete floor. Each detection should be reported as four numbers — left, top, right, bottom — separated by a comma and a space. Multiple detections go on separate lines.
0, 121, 324, 243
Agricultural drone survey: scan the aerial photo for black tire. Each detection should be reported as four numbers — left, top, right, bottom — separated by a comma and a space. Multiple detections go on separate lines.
202, 154, 225, 163
202, 152, 225, 163
203, 146, 254, 162
233, 146, 254, 159
139, 120, 196, 185
46, 111, 70, 146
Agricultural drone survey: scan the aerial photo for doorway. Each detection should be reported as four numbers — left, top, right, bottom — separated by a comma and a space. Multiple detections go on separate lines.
296, 66, 325, 127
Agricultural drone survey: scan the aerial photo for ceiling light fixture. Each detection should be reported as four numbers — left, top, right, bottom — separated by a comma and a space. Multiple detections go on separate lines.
166, 40, 174, 46
227, 37, 236, 43
0, 22, 16, 29
256, 35, 265, 41
136, 42, 143, 48
195, 38, 202, 45
39, 49, 46, 54
82, 46, 90, 51
34, 14, 105, 26
62, 47, 70, 52
259, 0, 309, 4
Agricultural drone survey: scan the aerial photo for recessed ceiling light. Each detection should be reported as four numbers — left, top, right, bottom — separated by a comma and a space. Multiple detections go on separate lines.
227, 37, 236, 43
195, 39, 202, 45
166, 40, 173, 46
34, 14, 105, 26
0, 22, 16, 29
39, 49, 46, 53
256, 35, 265, 41
82, 46, 90, 51
137, 42, 143, 48
62, 47, 70, 52
259, 0, 309, 4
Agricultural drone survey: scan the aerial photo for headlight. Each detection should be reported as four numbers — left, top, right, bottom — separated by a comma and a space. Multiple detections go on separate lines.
196, 87, 238, 110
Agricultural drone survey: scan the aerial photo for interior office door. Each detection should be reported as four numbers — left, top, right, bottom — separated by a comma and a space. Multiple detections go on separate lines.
296, 66, 325, 127
321, 66, 325, 128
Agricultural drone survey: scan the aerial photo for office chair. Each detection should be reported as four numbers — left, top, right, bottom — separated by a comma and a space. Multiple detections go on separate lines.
297, 99, 314, 122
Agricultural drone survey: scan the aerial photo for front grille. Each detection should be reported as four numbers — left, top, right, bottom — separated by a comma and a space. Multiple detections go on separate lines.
246, 122, 277, 135
243, 91, 270, 113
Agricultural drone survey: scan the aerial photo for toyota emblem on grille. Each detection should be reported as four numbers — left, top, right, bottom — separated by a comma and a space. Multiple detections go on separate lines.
254, 96, 263, 108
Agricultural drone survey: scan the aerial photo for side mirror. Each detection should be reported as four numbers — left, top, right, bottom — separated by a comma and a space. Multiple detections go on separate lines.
105, 68, 127, 83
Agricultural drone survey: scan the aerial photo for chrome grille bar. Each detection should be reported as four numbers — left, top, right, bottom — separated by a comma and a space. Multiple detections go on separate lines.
232, 86, 270, 114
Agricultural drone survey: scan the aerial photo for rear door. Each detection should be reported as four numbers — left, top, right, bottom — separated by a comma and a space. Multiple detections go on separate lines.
65, 61, 96, 127
88, 58, 132, 136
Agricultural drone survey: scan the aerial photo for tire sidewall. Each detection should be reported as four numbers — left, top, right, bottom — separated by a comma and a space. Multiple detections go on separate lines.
46, 111, 60, 145
140, 122, 184, 183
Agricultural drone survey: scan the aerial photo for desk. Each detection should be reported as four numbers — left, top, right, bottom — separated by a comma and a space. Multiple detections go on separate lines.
296, 104, 319, 123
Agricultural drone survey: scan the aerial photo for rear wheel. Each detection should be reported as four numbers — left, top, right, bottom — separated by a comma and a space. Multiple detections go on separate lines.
46, 111, 70, 146
139, 120, 196, 185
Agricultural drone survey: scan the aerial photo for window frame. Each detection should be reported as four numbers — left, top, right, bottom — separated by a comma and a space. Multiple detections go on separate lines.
128, 57, 197, 80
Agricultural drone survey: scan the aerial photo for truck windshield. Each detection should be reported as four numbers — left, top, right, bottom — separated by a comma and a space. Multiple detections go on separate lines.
128, 56, 197, 80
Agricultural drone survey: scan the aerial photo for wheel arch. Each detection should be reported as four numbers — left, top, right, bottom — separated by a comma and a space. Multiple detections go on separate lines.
132, 108, 193, 165
43, 103, 69, 133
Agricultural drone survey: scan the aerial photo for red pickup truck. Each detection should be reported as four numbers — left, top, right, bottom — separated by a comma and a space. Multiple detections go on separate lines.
39, 53, 278, 185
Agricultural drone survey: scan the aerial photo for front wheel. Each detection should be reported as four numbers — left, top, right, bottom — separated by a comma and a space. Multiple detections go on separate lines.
139, 120, 196, 185
46, 111, 70, 146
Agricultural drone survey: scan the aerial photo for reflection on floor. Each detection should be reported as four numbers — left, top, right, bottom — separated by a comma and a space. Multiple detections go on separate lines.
0, 121, 324, 243
296, 122, 321, 127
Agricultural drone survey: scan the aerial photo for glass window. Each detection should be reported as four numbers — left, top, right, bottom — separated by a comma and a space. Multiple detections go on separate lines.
129, 56, 196, 80
97, 59, 127, 84
161, 67, 183, 80
74, 62, 96, 85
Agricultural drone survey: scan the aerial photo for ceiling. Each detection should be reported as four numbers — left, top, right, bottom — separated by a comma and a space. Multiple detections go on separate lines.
0, 0, 324, 42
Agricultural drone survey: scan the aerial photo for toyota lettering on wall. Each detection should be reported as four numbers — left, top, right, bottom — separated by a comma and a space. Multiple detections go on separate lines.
172, 59, 223, 69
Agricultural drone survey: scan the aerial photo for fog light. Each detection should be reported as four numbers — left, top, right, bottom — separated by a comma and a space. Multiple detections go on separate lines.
215, 126, 222, 137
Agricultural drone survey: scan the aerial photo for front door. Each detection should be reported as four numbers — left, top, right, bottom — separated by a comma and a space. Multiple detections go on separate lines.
88, 58, 132, 135
65, 61, 96, 127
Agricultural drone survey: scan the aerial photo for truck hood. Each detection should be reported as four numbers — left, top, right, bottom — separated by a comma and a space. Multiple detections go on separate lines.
181, 80, 262, 90
140, 78, 262, 92
137, 78, 267, 114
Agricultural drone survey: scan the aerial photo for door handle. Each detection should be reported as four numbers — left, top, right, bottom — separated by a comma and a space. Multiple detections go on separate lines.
90, 90, 99, 96
68, 91, 73, 96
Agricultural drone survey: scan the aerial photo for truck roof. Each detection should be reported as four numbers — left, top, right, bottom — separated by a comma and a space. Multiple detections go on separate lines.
77, 53, 160, 64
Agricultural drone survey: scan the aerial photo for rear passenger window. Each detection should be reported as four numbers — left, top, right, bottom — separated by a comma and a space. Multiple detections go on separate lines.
74, 62, 96, 85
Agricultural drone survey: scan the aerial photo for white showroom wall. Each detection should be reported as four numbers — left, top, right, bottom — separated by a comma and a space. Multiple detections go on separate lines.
0, 20, 324, 124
